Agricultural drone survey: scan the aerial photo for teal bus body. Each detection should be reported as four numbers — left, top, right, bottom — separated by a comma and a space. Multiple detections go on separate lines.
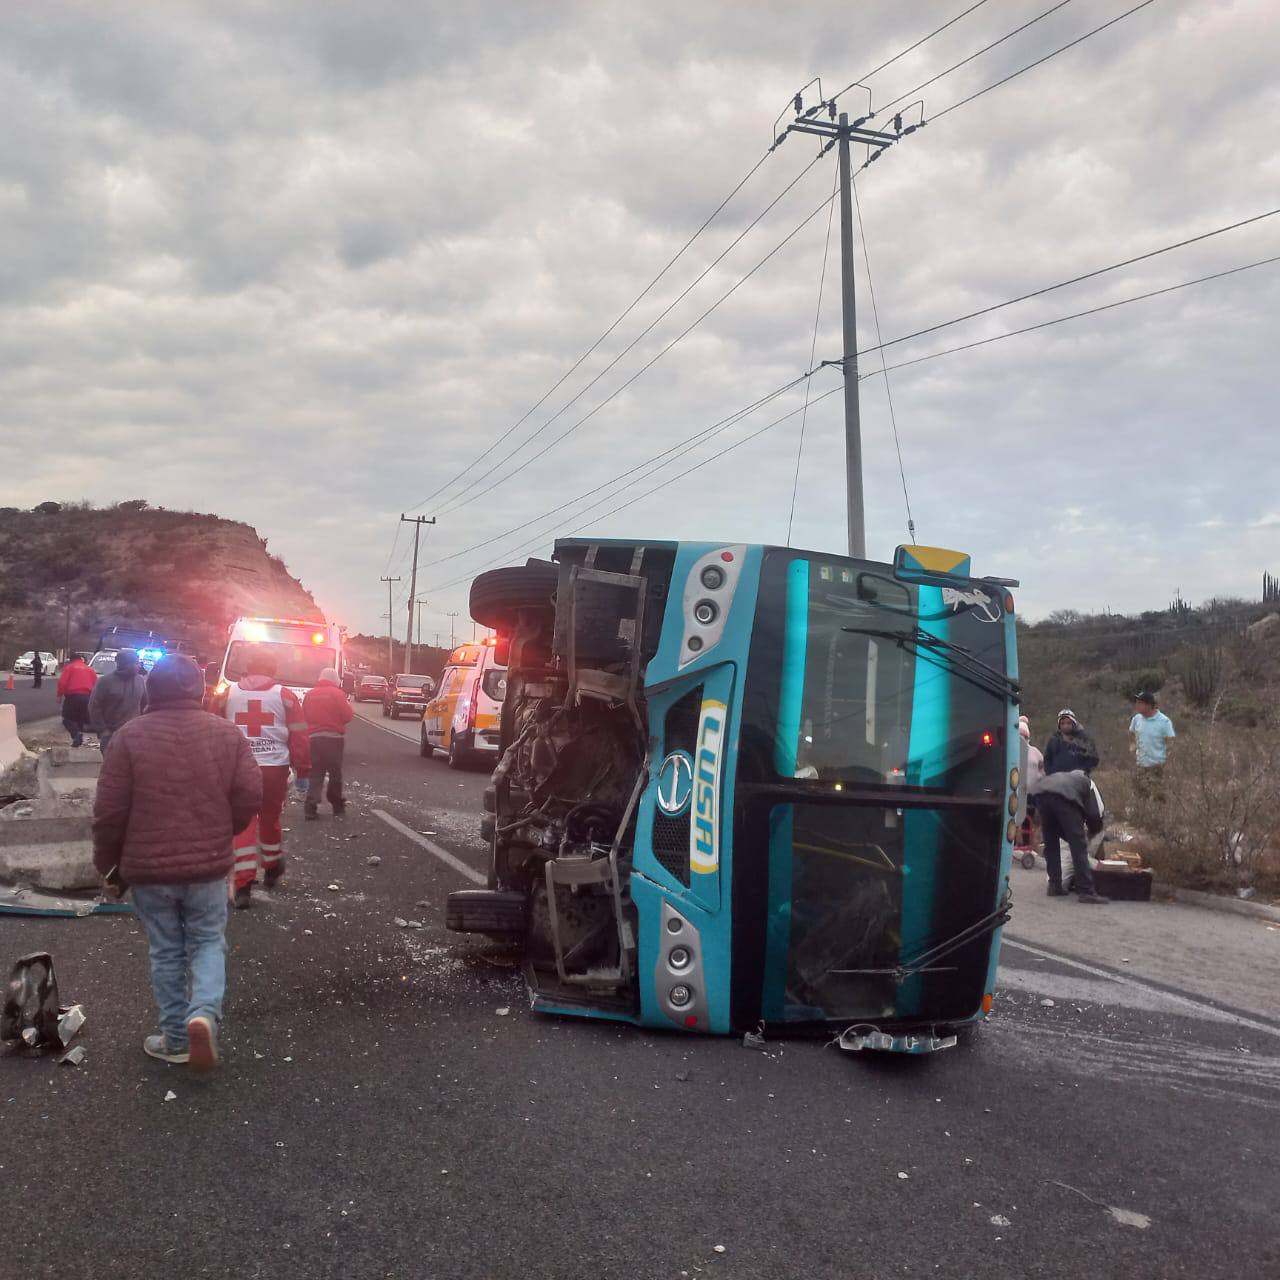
463, 539, 1020, 1049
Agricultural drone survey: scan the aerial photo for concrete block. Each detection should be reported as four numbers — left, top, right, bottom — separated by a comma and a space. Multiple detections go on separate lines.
0, 840, 98, 891
0, 705, 22, 771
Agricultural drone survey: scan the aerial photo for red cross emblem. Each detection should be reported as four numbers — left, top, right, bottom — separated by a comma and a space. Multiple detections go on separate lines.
234, 699, 276, 737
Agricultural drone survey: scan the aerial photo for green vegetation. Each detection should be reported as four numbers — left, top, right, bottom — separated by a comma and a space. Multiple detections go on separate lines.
1020, 592, 1280, 896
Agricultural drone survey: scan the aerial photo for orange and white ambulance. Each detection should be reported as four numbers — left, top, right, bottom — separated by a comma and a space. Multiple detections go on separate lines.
419, 637, 506, 769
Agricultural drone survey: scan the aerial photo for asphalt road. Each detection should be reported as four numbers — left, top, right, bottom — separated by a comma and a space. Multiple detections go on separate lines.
3, 715, 1278, 1279
0, 673, 59, 725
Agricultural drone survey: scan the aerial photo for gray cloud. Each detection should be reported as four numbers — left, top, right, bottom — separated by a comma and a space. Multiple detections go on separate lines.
1, 0, 1277, 636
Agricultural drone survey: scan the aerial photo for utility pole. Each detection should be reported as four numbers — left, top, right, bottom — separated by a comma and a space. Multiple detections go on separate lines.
781, 90, 920, 559
63, 586, 72, 660
445, 611, 460, 650
836, 115, 863, 560
415, 596, 429, 655
399, 514, 436, 674
380, 576, 401, 676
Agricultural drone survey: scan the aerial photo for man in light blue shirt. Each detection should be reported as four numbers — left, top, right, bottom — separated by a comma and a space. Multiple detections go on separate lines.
1129, 692, 1175, 794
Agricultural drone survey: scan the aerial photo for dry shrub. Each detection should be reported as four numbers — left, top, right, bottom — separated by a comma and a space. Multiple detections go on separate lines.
1135, 717, 1280, 895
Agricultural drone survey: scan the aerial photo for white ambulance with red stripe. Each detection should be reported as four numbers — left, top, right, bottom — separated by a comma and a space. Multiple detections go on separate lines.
212, 616, 345, 703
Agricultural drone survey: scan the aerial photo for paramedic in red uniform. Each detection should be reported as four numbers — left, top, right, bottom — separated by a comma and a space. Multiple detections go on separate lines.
212, 646, 311, 908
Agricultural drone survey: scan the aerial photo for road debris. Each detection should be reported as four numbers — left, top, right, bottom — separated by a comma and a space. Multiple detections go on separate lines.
163, 1090, 177, 1102
394, 918, 409, 928
897, 1172, 909, 1180
56, 1045, 86, 1066
742, 1023, 766, 1049
366, 856, 382, 866
1040, 998, 1056, 1008
713, 1244, 726, 1254
2, 952, 62, 1049
990, 1214, 1011, 1227
326, 884, 341, 892
58, 1003, 86, 1045
496, 1007, 510, 1016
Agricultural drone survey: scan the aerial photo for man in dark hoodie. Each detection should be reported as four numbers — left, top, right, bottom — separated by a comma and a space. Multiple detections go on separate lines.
89, 648, 148, 753
1043, 708, 1100, 776
92, 655, 262, 1071
1029, 769, 1108, 903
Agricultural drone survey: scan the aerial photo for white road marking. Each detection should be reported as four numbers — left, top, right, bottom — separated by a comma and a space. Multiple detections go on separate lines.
350, 706, 421, 744
1003, 936, 1280, 1040
371, 808, 486, 886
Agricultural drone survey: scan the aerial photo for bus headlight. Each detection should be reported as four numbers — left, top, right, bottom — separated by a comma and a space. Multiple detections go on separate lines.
1009, 766, 1020, 790
668, 984, 693, 1008
693, 600, 718, 626
1006, 819, 1018, 843
668, 946, 691, 971
1008, 793, 1019, 816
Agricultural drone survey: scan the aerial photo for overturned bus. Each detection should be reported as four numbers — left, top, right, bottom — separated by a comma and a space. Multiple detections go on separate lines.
447, 539, 1021, 1053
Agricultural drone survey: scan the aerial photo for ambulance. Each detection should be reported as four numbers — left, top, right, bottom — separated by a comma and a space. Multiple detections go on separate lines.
419, 636, 506, 769
212, 616, 345, 701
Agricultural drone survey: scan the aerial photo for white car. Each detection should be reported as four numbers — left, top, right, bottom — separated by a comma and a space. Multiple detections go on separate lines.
13, 651, 59, 676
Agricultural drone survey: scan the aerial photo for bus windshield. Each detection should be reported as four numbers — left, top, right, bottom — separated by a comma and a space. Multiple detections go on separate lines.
739, 549, 1013, 1026
751, 552, 1007, 798
225, 641, 336, 688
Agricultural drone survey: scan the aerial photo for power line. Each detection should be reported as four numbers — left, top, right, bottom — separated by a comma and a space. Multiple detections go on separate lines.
862, 252, 1280, 379
429, 170, 841, 520
406, 148, 776, 514
787, 166, 838, 546
488, 252, 1280, 573
874, 0, 1078, 121
424, 151, 827, 519
858, 207, 1280, 358
830, 0, 995, 103
428, 386, 843, 593
422, 246, 1279, 591
569, 253, 1278, 544
853, 177, 915, 543
931, 0, 1161, 122
422, 375, 809, 580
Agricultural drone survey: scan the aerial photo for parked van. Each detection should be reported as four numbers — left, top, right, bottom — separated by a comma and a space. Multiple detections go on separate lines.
419, 637, 506, 769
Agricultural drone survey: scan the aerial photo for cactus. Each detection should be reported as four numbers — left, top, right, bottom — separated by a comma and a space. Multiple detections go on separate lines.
1168, 590, 1192, 619
1264, 571, 1280, 604
1178, 642, 1222, 707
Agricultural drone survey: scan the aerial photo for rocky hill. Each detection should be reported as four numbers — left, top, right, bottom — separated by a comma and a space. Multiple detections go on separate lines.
0, 501, 321, 665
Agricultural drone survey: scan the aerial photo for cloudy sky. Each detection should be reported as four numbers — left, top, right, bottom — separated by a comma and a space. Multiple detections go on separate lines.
2, 0, 1277, 635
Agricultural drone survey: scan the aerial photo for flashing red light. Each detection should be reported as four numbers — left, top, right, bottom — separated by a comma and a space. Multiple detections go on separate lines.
720, 551, 734, 563
981, 731, 996, 748
311, 631, 326, 645
684, 1015, 698, 1028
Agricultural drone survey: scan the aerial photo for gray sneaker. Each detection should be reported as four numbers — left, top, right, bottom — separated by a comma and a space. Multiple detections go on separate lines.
143, 1034, 189, 1064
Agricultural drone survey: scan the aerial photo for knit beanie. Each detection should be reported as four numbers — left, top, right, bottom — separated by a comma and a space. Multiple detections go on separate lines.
146, 654, 205, 706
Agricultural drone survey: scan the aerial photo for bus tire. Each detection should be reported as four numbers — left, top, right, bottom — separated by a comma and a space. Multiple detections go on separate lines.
469, 561, 559, 632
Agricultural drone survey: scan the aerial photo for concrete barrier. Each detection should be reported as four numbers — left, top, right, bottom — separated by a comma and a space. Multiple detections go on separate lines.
0, 704, 23, 771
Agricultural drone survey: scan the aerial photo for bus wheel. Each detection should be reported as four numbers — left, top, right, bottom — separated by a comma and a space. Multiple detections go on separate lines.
469, 561, 559, 632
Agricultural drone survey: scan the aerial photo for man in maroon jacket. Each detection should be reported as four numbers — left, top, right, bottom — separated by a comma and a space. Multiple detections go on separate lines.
93, 654, 262, 1071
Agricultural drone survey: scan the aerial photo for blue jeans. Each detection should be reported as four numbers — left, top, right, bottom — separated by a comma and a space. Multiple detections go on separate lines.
132, 880, 229, 1051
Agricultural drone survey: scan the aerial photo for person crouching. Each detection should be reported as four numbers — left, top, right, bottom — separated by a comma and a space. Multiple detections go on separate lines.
302, 667, 353, 819
92, 655, 262, 1071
